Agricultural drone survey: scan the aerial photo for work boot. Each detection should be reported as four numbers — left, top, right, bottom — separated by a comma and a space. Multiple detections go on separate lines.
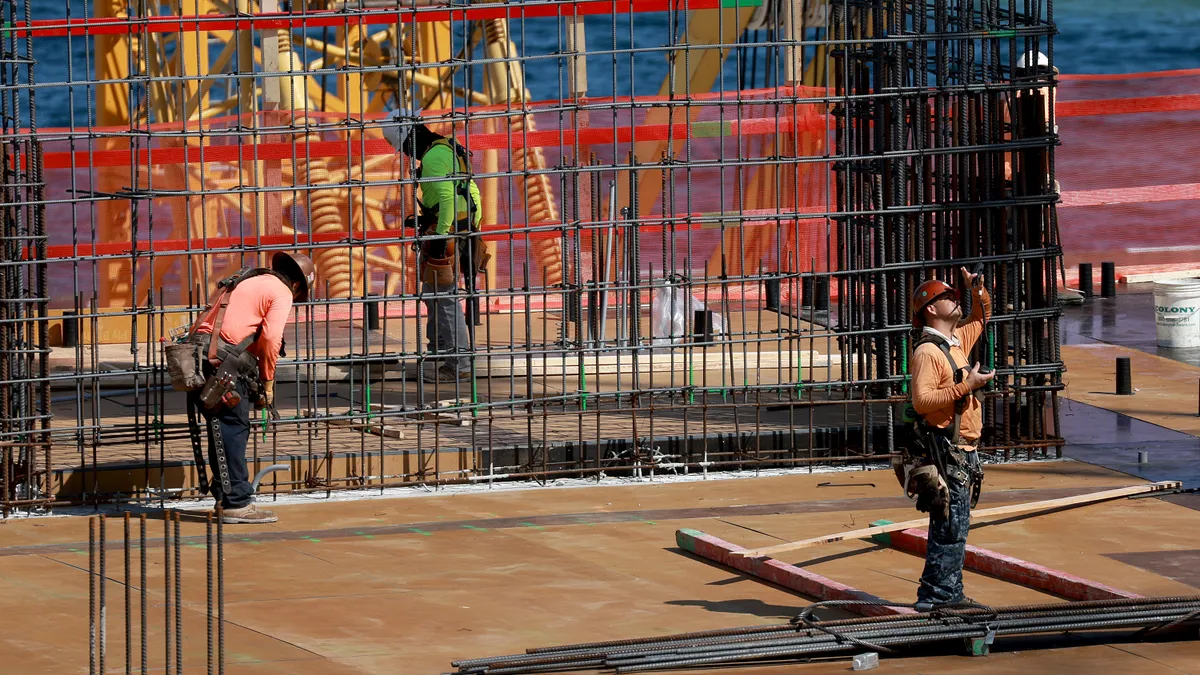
422, 364, 471, 383
915, 595, 977, 612
219, 503, 278, 524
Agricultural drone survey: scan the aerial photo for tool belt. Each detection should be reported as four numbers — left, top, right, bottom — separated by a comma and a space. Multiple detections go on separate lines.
895, 334, 985, 511
167, 272, 273, 500
413, 218, 489, 287
182, 332, 262, 500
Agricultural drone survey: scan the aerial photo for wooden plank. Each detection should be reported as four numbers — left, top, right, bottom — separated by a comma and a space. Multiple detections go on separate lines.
675, 528, 913, 617
870, 522, 1142, 601
1120, 269, 1200, 284
733, 481, 1182, 559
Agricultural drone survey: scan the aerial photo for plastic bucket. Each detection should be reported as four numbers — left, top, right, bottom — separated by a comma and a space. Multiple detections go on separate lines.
1153, 279, 1200, 348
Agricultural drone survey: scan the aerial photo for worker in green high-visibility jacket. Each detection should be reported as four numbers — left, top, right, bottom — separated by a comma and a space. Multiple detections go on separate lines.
384, 108, 487, 383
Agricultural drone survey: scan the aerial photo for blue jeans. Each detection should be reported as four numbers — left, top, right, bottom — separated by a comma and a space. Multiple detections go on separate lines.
917, 449, 980, 605
188, 366, 255, 510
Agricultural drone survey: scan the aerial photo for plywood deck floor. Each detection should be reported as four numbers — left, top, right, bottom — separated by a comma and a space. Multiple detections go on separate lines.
1, 461, 1197, 674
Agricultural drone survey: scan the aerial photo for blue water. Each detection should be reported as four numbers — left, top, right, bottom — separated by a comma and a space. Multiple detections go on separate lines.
17, 0, 1200, 129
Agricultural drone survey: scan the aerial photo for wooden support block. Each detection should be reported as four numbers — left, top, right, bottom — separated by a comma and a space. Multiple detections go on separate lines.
869, 521, 1141, 601
964, 636, 991, 656
675, 528, 913, 617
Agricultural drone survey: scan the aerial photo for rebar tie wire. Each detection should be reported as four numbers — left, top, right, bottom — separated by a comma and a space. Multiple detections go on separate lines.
788, 598, 1000, 654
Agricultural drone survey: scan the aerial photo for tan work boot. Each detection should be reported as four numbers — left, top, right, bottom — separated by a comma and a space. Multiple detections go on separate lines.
219, 503, 278, 524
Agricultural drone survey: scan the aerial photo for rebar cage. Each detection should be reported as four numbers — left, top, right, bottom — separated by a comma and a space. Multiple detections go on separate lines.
0, 0, 1062, 511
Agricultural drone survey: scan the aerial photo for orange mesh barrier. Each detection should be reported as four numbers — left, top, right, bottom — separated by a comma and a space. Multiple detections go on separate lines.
38, 86, 831, 308
1057, 70, 1200, 283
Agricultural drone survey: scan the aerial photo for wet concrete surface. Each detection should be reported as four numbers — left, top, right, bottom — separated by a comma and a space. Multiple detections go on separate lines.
1062, 284, 1200, 367
1061, 397, 1200, 488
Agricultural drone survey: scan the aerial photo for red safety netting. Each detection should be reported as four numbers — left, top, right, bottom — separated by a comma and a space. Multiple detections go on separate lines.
1056, 70, 1200, 283
35, 86, 832, 309
29, 70, 1200, 310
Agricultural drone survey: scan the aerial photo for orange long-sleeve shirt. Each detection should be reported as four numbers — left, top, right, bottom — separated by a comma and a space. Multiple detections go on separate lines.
196, 274, 293, 383
911, 286, 992, 445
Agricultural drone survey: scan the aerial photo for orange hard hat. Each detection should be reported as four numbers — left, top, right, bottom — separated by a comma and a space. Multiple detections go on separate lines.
911, 279, 956, 329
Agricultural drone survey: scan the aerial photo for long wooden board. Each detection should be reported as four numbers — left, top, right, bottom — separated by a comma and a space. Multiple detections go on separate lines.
732, 481, 1182, 559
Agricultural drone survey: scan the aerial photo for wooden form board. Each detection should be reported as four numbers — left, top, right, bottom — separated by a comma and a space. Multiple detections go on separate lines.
871, 523, 1142, 601
733, 481, 1183, 559
675, 528, 913, 617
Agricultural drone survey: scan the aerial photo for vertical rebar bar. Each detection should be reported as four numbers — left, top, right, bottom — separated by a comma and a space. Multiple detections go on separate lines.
140, 514, 147, 675
207, 511, 214, 675
174, 511, 182, 675
125, 513, 131, 675
99, 514, 107, 675
89, 517, 96, 675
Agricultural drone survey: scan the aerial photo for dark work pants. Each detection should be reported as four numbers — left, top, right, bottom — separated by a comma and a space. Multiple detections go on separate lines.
916, 449, 981, 605
188, 367, 254, 510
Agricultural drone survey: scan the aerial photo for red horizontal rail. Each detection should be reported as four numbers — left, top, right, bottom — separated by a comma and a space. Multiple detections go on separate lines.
1059, 68, 1200, 81
40, 113, 819, 170
1057, 93, 1200, 117
34, 91, 1196, 171
40, 210, 819, 259
10, 0, 720, 38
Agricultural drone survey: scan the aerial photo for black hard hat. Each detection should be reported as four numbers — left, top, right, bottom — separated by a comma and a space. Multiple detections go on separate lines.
272, 252, 316, 302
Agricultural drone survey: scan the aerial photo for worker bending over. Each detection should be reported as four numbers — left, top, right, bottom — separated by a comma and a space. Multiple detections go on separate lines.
182, 252, 315, 524
384, 108, 485, 383
905, 266, 993, 610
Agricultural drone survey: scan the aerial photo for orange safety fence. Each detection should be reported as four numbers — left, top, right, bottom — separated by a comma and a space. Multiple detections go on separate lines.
36, 86, 833, 310
1056, 69, 1200, 284
30, 70, 1200, 312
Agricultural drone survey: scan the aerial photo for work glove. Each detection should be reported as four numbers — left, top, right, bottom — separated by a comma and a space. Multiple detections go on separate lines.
260, 379, 275, 408
909, 464, 951, 521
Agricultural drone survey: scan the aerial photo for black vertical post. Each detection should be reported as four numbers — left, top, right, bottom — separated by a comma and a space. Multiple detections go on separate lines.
364, 295, 379, 330
814, 276, 831, 311
62, 311, 78, 347
801, 276, 814, 309
1116, 356, 1132, 395
693, 309, 714, 343
1101, 262, 1116, 298
764, 276, 780, 312
1078, 263, 1093, 299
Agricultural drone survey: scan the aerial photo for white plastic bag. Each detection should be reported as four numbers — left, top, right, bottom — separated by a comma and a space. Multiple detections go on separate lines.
650, 284, 725, 346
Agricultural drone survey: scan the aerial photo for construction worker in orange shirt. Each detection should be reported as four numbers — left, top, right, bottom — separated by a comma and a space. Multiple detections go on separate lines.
170, 252, 315, 524
898, 265, 993, 611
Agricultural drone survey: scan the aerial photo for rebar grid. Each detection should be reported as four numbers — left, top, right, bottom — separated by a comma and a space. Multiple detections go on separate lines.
0, 0, 1061, 510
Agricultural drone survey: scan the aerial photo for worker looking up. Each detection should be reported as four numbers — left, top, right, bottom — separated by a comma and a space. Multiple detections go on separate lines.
185, 252, 315, 524
383, 108, 484, 383
905, 266, 993, 610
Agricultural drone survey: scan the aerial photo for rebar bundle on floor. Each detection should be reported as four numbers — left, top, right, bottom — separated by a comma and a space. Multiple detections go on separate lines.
448, 597, 1200, 674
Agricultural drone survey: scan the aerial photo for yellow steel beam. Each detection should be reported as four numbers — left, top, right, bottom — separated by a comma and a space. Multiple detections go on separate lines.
411, 20, 455, 111
179, 0, 211, 121
94, 0, 133, 307
614, 6, 757, 221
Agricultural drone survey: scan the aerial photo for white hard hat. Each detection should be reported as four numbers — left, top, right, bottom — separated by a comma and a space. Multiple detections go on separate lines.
1016, 51, 1049, 71
382, 108, 421, 152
